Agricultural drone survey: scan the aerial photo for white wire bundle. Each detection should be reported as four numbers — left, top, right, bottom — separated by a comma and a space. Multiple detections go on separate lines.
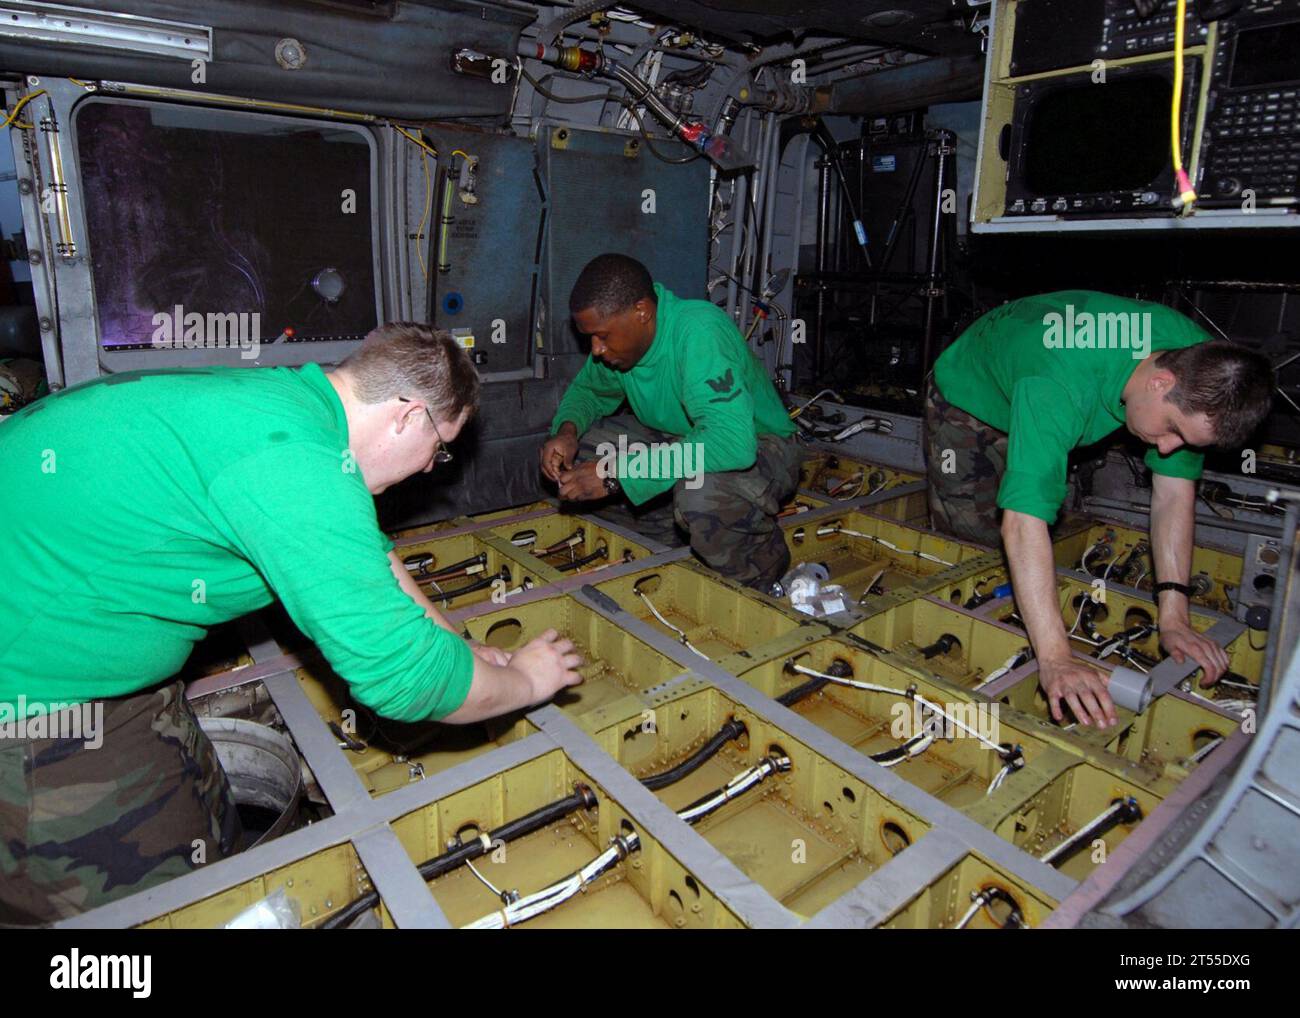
972, 650, 1030, 691
1038, 800, 1129, 865
462, 757, 790, 929
986, 762, 1014, 795
816, 525, 955, 567
954, 897, 984, 929
637, 589, 711, 660
677, 756, 789, 824
828, 472, 865, 499
878, 732, 934, 767
462, 836, 636, 930
791, 664, 1012, 784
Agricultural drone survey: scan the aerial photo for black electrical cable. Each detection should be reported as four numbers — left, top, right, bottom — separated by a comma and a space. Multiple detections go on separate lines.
640, 718, 748, 791
433, 568, 511, 604
919, 633, 960, 659
776, 659, 854, 707
553, 545, 609, 572
410, 551, 486, 580
521, 67, 618, 105
1042, 797, 1143, 868
321, 783, 599, 930
520, 66, 701, 166
618, 99, 702, 164
979, 887, 1027, 929
323, 715, 755, 928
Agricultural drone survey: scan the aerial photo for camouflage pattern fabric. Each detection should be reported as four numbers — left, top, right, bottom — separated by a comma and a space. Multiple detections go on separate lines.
578, 413, 803, 590
924, 379, 1007, 547
0, 680, 241, 926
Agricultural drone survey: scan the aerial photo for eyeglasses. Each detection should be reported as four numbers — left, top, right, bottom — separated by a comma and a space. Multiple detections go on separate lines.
398, 397, 453, 464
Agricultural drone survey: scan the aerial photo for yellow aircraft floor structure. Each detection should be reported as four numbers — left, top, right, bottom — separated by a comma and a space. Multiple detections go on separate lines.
58, 455, 1291, 931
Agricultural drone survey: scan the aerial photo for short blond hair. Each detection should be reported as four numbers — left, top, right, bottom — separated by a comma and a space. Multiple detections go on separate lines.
340, 322, 479, 421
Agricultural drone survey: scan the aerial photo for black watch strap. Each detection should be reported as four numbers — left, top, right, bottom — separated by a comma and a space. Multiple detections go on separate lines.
1152, 581, 1195, 601
603, 473, 621, 496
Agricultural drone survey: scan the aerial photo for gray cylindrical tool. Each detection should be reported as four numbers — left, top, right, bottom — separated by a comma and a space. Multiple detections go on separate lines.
1108, 664, 1153, 713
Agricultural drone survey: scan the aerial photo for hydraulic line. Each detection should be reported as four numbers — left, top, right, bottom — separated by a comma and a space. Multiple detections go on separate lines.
1039, 797, 1143, 867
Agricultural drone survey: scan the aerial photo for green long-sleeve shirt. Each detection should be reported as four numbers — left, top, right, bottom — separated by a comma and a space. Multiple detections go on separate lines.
0, 363, 472, 722
934, 290, 1210, 524
551, 282, 795, 505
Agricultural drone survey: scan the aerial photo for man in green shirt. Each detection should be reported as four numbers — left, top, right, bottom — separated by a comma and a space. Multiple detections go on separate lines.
0, 323, 582, 923
927, 291, 1274, 729
540, 254, 802, 590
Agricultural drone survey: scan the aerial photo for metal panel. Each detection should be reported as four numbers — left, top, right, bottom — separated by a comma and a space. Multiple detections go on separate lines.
538, 122, 710, 360
426, 129, 542, 376
0, 0, 531, 121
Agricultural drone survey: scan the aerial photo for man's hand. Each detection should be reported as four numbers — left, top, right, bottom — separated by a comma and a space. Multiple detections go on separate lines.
469, 641, 512, 668
508, 628, 583, 700
1039, 655, 1119, 728
557, 460, 607, 502
1159, 619, 1229, 686
541, 424, 579, 482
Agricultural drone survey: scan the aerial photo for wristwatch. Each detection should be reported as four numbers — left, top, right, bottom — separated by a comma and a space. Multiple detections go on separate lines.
1152, 581, 1195, 602
603, 473, 621, 497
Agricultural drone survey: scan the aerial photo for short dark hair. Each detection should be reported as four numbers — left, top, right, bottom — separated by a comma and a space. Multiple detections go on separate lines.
1157, 341, 1275, 447
569, 253, 655, 316
340, 322, 480, 422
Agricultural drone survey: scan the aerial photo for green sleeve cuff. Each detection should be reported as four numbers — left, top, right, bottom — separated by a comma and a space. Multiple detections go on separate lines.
996, 470, 1064, 525
1145, 446, 1204, 480
419, 632, 475, 721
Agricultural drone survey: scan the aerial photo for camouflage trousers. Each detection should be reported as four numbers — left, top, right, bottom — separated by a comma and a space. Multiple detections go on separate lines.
578, 414, 803, 590
923, 380, 1007, 548
0, 680, 241, 926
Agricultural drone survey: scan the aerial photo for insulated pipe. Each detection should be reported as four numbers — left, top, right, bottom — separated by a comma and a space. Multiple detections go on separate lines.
816, 54, 985, 116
